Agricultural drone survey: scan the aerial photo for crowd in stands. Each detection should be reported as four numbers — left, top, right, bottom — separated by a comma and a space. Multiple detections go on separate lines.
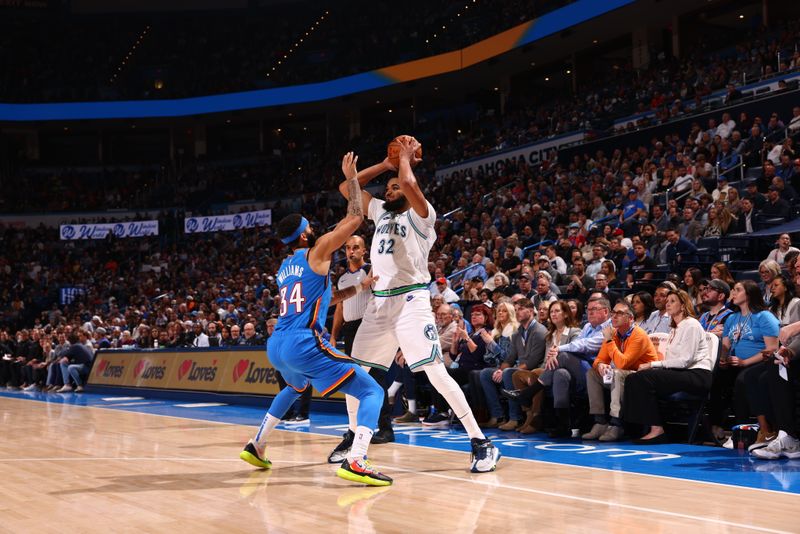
3, 95, 800, 457
433, 17, 800, 165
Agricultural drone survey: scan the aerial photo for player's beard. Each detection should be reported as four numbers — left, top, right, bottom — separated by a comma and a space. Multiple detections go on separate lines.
305, 233, 317, 248
382, 194, 407, 212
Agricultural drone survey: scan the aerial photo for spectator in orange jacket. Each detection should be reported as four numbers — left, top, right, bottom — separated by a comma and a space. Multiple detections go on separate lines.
582, 300, 658, 441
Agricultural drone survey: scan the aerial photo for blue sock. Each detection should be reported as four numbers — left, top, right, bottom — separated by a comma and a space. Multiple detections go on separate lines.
339, 366, 383, 431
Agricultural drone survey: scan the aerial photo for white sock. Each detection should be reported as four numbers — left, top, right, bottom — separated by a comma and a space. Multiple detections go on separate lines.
387, 380, 402, 400
254, 413, 281, 448
345, 394, 360, 433
408, 398, 417, 414
424, 363, 485, 440
347, 425, 374, 462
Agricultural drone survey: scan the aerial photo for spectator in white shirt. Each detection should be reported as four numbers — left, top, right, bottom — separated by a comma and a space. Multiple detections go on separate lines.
766, 234, 800, 267
435, 277, 460, 303
545, 245, 567, 275
716, 112, 736, 139
672, 169, 694, 193
624, 289, 713, 444
787, 106, 800, 135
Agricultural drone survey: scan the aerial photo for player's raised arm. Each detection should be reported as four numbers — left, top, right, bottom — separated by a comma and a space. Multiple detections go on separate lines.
396, 136, 428, 218
309, 152, 365, 269
337, 156, 392, 215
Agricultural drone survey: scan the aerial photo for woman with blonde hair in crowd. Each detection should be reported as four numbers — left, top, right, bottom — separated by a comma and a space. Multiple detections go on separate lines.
711, 261, 736, 287
479, 301, 518, 368
725, 187, 742, 216
487, 272, 509, 293
690, 177, 708, 197
624, 289, 713, 444
703, 206, 733, 237
758, 259, 781, 304
471, 301, 520, 427
716, 206, 735, 234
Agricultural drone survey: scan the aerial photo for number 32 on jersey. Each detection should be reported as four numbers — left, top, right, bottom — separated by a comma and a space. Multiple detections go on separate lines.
377, 238, 394, 254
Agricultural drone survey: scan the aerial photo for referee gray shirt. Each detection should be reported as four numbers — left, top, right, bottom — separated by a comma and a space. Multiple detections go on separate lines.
338, 264, 370, 322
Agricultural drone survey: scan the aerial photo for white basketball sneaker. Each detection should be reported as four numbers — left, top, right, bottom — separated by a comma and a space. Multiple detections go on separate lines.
470, 438, 500, 473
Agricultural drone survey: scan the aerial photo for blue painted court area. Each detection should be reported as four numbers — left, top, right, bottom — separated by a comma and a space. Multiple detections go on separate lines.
3, 389, 799, 495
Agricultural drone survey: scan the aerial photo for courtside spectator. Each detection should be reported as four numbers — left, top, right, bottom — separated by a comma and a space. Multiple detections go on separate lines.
624, 290, 712, 444
583, 300, 657, 441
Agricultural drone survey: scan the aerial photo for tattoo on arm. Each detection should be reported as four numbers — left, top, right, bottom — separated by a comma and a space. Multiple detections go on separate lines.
331, 285, 358, 305
346, 178, 363, 218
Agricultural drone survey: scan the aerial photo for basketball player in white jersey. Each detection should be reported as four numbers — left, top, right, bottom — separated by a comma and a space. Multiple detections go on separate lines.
328, 136, 500, 473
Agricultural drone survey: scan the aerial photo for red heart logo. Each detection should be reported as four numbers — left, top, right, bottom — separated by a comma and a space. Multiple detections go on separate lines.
232, 359, 249, 383
178, 359, 192, 380
95, 359, 108, 376
134, 360, 146, 378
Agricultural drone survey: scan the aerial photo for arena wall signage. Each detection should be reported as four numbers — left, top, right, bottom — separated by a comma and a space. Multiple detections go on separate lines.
183, 209, 272, 234
434, 131, 585, 182
88, 348, 343, 398
59, 220, 159, 240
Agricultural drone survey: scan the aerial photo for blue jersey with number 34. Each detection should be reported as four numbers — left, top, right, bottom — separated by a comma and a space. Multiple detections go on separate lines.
273, 249, 331, 334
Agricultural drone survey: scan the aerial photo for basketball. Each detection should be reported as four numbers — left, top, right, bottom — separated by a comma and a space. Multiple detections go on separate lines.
387, 135, 422, 168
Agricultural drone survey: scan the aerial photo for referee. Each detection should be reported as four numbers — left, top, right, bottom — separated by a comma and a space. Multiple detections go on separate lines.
331, 235, 394, 444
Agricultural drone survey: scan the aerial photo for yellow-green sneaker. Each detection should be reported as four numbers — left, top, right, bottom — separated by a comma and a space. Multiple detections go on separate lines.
239, 440, 272, 469
336, 458, 393, 486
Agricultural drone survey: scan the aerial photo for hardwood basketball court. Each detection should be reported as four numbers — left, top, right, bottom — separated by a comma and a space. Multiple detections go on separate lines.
0, 392, 797, 533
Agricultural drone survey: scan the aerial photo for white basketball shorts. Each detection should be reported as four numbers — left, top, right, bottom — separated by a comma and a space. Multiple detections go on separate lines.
351, 288, 444, 372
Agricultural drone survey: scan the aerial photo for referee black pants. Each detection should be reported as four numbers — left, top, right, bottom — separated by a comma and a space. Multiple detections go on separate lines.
342, 318, 393, 433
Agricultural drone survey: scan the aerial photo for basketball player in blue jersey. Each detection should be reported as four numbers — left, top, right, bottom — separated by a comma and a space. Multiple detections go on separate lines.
329, 137, 500, 473
240, 152, 392, 486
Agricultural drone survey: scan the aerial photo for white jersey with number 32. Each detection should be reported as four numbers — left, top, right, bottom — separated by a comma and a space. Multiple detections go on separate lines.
368, 197, 436, 292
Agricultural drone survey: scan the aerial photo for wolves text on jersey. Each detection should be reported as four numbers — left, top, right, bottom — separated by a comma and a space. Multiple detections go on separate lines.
375, 220, 407, 238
